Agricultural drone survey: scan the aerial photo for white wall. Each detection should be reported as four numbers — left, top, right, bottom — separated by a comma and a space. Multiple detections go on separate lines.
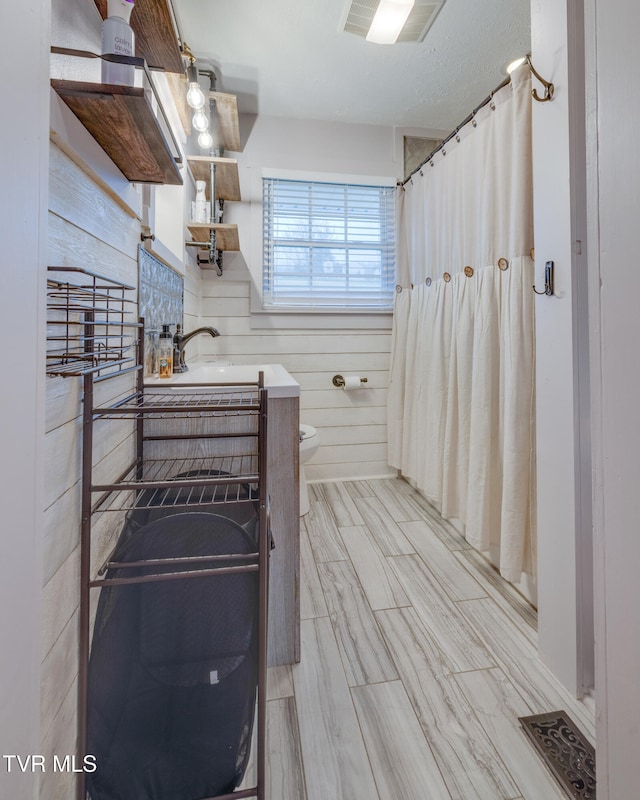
44, 6, 150, 798
197, 114, 403, 480
43, 108, 142, 799
0, 3, 50, 798
585, 0, 640, 795
531, 0, 594, 696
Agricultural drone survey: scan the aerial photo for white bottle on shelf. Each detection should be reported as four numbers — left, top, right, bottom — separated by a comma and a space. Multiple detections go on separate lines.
192, 181, 211, 223
101, 0, 136, 87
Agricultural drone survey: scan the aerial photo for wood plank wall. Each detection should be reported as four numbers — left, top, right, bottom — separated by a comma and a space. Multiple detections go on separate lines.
183, 257, 201, 335
42, 143, 141, 800
198, 268, 394, 482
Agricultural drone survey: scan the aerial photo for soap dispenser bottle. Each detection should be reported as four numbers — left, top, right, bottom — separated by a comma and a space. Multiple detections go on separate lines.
158, 324, 173, 378
172, 324, 183, 373
101, 0, 136, 86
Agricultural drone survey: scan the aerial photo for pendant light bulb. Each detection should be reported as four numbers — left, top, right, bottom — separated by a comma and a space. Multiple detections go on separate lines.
185, 62, 205, 109
198, 130, 214, 150
186, 82, 205, 110
192, 108, 209, 133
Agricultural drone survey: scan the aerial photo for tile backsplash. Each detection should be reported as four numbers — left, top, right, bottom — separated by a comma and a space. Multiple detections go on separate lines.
138, 247, 184, 375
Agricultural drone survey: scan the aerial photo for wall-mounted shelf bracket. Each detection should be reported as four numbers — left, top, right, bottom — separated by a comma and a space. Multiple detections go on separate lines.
186, 229, 223, 275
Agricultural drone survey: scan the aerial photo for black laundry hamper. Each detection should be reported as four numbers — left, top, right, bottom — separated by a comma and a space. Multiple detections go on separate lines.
123, 469, 260, 532
86, 474, 261, 800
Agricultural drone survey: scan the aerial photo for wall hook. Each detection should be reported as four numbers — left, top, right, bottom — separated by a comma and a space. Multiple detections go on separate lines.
526, 54, 555, 102
533, 260, 554, 296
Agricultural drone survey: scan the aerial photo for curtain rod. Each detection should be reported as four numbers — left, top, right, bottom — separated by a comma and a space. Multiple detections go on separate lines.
401, 74, 511, 187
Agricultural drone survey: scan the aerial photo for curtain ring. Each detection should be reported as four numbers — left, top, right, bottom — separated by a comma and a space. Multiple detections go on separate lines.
530, 248, 535, 260
425, 277, 432, 287
498, 257, 509, 271
443, 272, 451, 282
464, 266, 474, 277
430, 160, 435, 167
419, 169, 423, 176
442, 148, 446, 156
395, 285, 403, 293
410, 282, 414, 289
472, 111, 477, 128
456, 134, 461, 143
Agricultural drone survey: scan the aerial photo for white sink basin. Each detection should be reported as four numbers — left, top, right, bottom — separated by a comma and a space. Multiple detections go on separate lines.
145, 362, 300, 399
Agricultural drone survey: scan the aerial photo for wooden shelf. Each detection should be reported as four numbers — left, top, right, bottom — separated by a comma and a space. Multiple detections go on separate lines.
210, 91, 242, 153
187, 156, 241, 201
52, 80, 182, 185
94, 0, 183, 74
187, 223, 240, 251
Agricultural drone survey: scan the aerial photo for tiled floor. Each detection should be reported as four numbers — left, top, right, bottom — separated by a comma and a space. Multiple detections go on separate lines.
260, 478, 595, 800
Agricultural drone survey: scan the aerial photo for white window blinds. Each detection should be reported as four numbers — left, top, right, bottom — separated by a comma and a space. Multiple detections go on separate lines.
262, 177, 396, 310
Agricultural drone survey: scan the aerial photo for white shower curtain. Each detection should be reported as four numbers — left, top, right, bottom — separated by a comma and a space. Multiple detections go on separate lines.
388, 65, 535, 583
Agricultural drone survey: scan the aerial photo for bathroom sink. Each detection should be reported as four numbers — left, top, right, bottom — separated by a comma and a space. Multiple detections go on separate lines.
145, 362, 300, 398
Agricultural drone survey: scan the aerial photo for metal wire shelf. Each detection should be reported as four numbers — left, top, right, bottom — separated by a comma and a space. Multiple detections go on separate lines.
92, 455, 260, 514
46, 266, 139, 377
92, 387, 262, 419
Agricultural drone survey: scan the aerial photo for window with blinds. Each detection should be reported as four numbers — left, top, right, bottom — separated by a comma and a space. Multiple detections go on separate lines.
262, 177, 396, 310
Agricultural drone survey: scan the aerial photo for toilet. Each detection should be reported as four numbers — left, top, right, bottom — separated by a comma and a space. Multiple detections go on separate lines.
299, 423, 320, 516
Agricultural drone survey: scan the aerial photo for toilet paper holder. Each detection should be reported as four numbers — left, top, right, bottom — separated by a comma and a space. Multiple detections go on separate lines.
332, 374, 368, 388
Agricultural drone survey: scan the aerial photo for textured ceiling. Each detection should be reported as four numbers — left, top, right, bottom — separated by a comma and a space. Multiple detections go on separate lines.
173, 0, 530, 131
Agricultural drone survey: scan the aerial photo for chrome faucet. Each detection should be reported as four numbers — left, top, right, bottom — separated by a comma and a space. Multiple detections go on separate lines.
172, 325, 221, 372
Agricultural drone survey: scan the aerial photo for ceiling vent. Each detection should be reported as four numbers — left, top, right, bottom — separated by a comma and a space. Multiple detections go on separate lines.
341, 0, 446, 44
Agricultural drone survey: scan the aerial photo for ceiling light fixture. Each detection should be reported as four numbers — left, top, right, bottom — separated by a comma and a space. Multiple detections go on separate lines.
182, 42, 206, 109
342, 0, 445, 45
182, 44, 219, 150
366, 0, 416, 44
186, 66, 206, 110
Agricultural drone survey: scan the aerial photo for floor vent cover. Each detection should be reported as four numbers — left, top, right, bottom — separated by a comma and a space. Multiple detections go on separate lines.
519, 710, 596, 799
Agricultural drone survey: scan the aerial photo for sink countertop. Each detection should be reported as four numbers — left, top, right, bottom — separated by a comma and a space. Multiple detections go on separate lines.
144, 361, 300, 399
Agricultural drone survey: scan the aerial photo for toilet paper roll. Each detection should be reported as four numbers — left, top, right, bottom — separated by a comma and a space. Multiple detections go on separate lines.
342, 376, 363, 391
